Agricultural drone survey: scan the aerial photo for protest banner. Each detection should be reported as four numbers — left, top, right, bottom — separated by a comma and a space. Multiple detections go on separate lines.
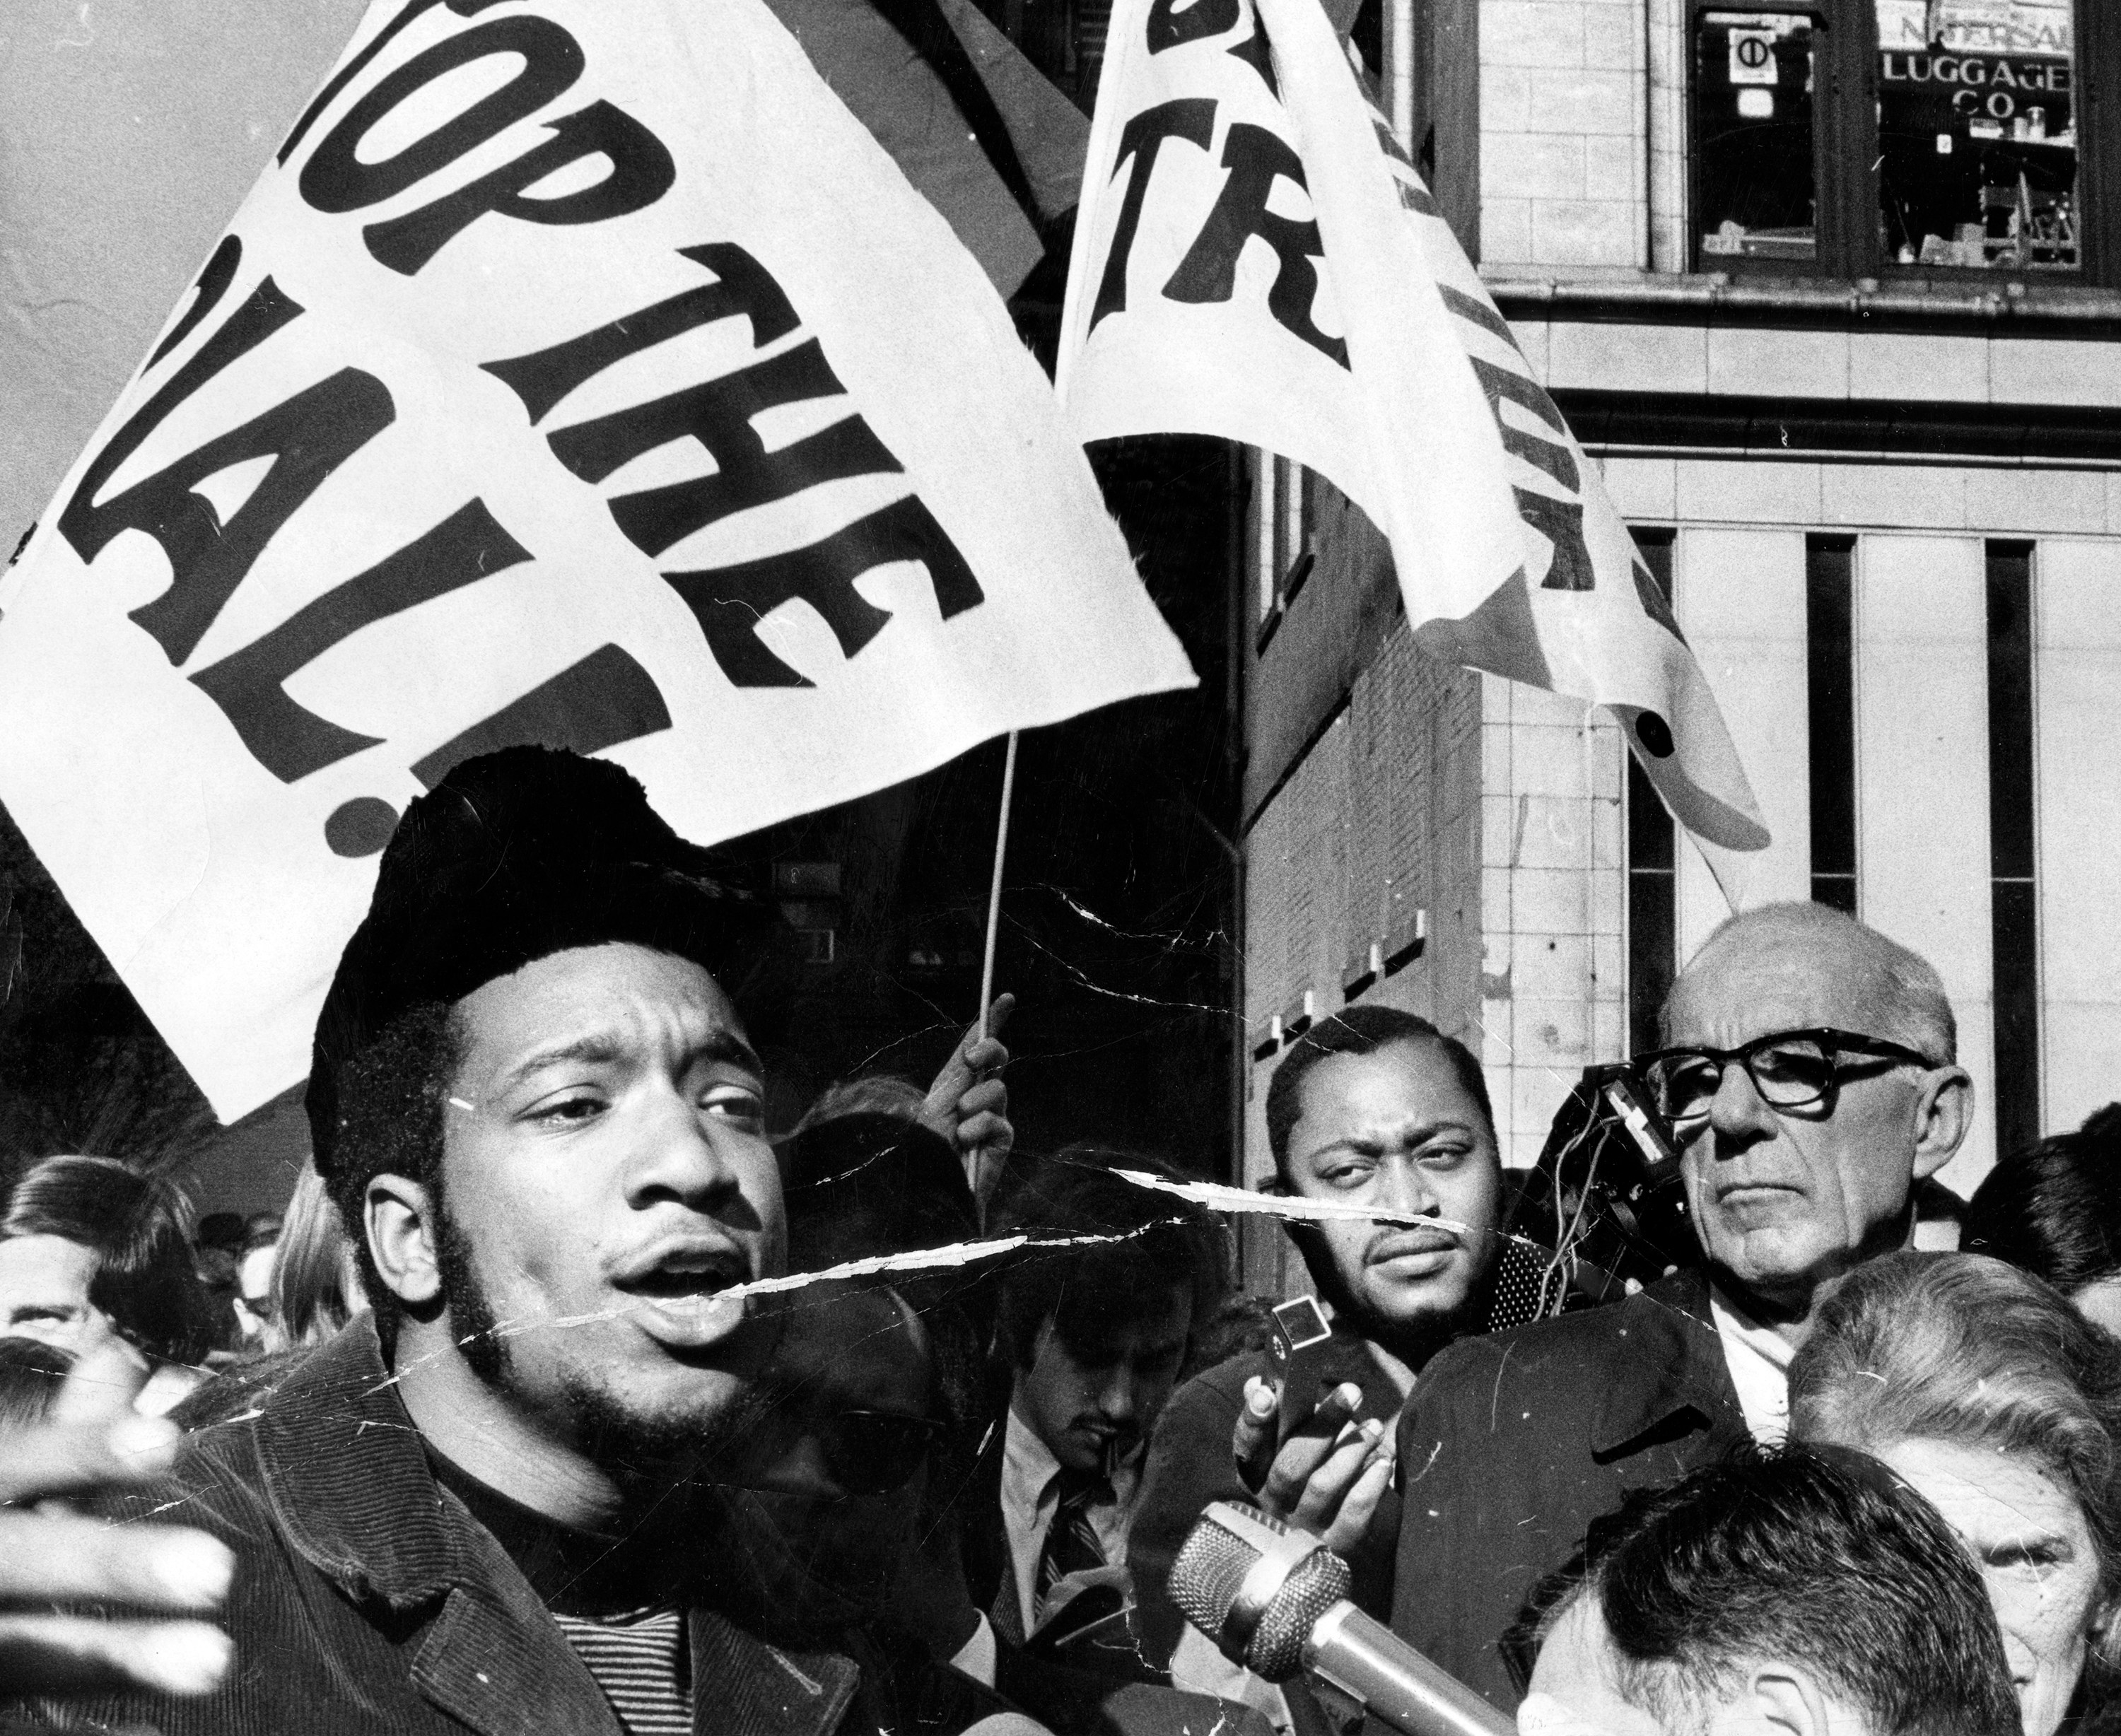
0, 0, 1082, 552
0, 0, 1195, 1122
1056, 0, 1769, 893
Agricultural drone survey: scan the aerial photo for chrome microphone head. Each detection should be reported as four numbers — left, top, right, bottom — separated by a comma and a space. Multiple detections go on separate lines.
1170, 1502, 1353, 1681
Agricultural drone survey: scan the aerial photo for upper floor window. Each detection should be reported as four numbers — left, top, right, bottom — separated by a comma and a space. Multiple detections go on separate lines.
1878, 0, 2077, 269
1250, 452, 1316, 650
1689, 0, 2113, 281
1696, 12, 1823, 265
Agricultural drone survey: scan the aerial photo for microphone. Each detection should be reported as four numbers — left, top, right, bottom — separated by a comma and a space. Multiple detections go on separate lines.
1169, 1502, 1514, 1736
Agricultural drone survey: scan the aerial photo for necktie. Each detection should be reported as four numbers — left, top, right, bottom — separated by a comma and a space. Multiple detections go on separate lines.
1036, 1467, 1111, 1621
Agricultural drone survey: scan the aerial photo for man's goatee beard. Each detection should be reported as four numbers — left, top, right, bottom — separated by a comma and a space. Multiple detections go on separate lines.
434, 1193, 769, 1493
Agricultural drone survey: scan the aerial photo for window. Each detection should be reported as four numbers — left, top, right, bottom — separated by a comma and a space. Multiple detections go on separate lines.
1279, 459, 1315, 605
1390, 0, 1481, 255
773, 860, 843, 968
1696, 13, 1823, 264
1252, 449, 1278, 635
1878, 1, 2078, 269
1986, 541, 2040, 1157
1625, 529, 1679, 1058
1251, 451, 1315, 650
1805, 536, 1858, 913
1688, 0, 2119, 281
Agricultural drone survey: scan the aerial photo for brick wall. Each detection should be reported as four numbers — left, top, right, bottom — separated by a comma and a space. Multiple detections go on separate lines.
1240, 626, 1484, 1295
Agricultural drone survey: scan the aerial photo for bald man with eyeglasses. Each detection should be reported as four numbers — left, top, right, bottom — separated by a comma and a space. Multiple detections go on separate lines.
1384, 902, 1975, 1713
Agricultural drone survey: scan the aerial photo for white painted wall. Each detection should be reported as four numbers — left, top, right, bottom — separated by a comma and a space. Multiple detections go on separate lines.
1671, 527, 1813, 961
1854, 536, 1997, 1194
2035, 539, 2121, 1136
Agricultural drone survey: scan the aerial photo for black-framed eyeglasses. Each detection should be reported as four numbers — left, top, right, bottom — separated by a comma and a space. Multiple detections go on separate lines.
817, 1409, 947, 1497
1633, 1028, 1937, 1126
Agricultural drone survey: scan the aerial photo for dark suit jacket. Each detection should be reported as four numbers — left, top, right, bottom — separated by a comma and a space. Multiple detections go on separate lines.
959, 1407, 1048, 1655
952, 1397, 1277, 1736
11, 1320, 983, 1736
1389, 1268, 1747, 1710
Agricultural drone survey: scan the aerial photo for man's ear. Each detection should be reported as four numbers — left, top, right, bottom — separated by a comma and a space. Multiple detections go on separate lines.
366, 1174, 441, 1307
1706, 1664, 1832, 1736
1912, 1065, 1975, 1181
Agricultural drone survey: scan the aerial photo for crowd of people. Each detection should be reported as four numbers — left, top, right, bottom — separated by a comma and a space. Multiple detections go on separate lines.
0, 744, 2117, 1736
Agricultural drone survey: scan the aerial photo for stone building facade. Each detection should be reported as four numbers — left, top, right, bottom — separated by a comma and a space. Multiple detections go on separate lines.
1239, 0, 2121, 1291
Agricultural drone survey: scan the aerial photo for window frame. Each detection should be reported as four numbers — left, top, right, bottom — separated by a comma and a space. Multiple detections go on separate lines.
1985, 539, 2041, 1159
1684, 0, 2121, 286
1623, 526, 1679, 1062
1685, 5, 1866, 278
1250, 451, 1316, 652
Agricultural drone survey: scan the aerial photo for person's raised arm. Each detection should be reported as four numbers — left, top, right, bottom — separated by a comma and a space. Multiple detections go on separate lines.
0, 1345, 233, 1698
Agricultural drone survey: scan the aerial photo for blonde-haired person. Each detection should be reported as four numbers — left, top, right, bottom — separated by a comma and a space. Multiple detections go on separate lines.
267, 1161, 366, 1353
1789, 1248, 2121, 1736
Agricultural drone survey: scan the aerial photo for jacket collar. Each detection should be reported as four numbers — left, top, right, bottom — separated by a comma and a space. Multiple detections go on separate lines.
1587, 1267, 1747, 1462
691, 1609, 861, 1736
255, 1316, 460, 1609
250, 1320, 861, 1736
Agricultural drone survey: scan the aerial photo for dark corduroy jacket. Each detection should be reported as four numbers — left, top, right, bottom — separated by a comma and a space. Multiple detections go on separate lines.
10, 1320, 933, 1736
1388, 1267, 1748, 1711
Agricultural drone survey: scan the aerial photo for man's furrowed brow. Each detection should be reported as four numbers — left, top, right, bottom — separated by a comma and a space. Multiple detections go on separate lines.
498, 1026, 764, 1091
497, 1034, 627, 1091
694, 1028, 765, 1079
1301, 1134, 1381, 1163
1306, 1118, 1476, 1159
1399, 1117, 1480, 1144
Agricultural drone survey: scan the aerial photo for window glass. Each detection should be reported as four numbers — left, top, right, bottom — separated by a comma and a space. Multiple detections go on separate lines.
1695, 11, 1820, 263
1254, 450, 1277, 627
1876, 1, 2077, 269
1804, 536, 1857, 915
1278, 458, 1306, 580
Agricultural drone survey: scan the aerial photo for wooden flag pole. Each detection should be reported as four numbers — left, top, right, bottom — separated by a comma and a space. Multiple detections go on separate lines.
976, 730, 1020, 1041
